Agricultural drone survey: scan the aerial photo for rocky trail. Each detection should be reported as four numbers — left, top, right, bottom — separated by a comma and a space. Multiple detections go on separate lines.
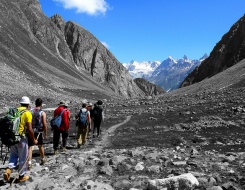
0, 115, 134, 190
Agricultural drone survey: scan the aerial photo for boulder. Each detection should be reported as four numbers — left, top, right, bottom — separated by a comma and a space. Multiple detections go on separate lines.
148, 173, 199, 190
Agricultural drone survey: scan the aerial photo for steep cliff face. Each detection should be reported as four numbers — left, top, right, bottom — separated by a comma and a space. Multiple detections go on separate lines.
181, 14, 245, 88
51, 15, 143, 97
134, 78, 166, 96
0, 0, 144, 101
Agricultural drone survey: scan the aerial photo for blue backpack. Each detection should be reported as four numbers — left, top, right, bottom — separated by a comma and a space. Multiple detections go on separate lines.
78, 110, 88, 127
50, 109, 65, 129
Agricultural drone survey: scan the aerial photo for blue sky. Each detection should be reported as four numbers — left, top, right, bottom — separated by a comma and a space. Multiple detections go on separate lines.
39, 0, 245, 63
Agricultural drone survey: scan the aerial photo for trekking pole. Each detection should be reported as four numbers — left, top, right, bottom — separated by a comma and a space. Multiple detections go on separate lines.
9, 133, 40, 187
0, 142, 3, 163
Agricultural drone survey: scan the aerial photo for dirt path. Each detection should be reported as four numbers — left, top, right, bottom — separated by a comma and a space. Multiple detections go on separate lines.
91, 116, 131, 151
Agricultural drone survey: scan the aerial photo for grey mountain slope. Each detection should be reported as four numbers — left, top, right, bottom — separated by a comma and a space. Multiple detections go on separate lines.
134, 78, 166, 96
181, 14, 245, 88
0, 0, 144, 104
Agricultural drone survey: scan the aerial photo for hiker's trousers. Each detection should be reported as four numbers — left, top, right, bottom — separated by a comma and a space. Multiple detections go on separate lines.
53, 129, 68, 150
77, 125, 88, 145
93, 119, 102, 136
8, 137, 28, 176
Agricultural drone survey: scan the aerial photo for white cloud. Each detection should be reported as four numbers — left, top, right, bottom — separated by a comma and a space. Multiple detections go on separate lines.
101, 41, 109, 49
53, 0, 109, 15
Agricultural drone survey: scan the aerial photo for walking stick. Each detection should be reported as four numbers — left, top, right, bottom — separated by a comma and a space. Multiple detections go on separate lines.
9, 133, 40, 187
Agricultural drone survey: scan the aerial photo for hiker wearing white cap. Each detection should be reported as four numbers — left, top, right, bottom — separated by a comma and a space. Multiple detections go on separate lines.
3, 96, 38, 183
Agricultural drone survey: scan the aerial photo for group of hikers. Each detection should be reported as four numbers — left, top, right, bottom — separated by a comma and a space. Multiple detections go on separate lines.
1, 96, 104, 183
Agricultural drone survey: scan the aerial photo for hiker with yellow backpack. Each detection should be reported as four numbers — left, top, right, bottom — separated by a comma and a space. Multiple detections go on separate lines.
3, 96, 38, 183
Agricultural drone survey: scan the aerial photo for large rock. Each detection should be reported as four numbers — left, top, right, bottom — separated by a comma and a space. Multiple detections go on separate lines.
148, 173, 199, 190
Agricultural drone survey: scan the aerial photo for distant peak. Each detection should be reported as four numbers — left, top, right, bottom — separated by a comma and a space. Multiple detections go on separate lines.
183, 55, 188, 60
200, 53, 208, 60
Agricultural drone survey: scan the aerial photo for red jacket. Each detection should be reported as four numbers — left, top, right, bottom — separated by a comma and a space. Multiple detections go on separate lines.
54, 106, 70, 131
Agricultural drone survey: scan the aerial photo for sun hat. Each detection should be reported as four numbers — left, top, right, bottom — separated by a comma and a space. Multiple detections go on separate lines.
58, 100, 68, 107
97, 100, 103, 105
87, 102, 93, 107
20, 96, 31, 104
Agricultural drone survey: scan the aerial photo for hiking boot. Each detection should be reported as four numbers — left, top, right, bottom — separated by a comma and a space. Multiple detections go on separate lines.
54, 150, 58, 155
18, 175, 29, 183
3, 168, 11, 182
93, 134, 95, 138
40, 157, 47, 165
77, 144, 81, 148
62, 147, 67, 152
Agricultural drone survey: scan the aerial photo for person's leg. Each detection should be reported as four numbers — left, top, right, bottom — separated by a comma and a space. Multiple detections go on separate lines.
27, 133, 34, 169
53, 129, 60, 153
62, 130, 69, 149
38, 145, 44, 158
92, 123, 96, 137
93, 120, 99, 137
77, 125, 82, 147
97, 122, 101, 137
3, 144, 18, 182
18, 137, 29, 181
28, 146, 34, 169
81, 126, 88, 145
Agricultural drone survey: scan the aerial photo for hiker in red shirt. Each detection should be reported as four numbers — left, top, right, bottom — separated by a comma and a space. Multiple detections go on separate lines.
53, 101, 70, 154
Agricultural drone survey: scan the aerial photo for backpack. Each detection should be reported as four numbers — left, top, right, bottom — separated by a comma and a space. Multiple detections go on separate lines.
50, 109, 65, 129
0, 108, 27, 146
31, 108, 43, 132
77, 109, 88, 127
91, 106, 102, 120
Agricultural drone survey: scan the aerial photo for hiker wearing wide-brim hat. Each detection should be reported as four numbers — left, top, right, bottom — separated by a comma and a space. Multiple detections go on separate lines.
58, 101, 69, 107
91, 100, 104, 138
52, 100, 70, 154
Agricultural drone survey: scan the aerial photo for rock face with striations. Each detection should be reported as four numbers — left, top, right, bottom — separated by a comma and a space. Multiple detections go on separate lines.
0, 0, 144, 102
181, 14, 245, 87
134, 78, 166, 96
51, 14, 142, 97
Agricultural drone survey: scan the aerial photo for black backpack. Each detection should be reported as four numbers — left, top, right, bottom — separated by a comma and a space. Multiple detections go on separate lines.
91, 106, 102, 120
0, 108, 26, 146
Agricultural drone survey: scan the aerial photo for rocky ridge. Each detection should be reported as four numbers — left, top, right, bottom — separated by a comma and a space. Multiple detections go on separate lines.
181, 14, 245, 87
0, 0, 144, 103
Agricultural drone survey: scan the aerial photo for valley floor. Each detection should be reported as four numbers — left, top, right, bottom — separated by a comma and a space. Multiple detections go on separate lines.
1, 84, 245, 189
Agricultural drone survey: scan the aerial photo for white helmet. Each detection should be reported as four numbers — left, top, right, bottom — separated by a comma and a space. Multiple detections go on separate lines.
19, 96, 31, 104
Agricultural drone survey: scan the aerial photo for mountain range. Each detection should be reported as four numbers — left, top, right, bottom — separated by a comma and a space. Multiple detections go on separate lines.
123, 54, 208, 91
0, 0, 167, 105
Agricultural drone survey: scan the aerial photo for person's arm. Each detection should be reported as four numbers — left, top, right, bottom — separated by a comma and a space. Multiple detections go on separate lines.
63, 109, 70, 131
88, 112, 92, 129
27, 122, 38, 144
42, 112, 48, 139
